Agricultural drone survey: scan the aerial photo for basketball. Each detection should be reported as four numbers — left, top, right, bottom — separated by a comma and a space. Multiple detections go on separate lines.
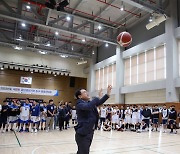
117, 31, 132, 47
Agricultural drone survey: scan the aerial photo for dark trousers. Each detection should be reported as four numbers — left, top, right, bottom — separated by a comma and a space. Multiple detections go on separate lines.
99, 118, 105, 125
143, 119, 150, 128
59, 117, 64, 131
75, 132, 94, 154
64, 118, 69, 129
0, 116, 7, 129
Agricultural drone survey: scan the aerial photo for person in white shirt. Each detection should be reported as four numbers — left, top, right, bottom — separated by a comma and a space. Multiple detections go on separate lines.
161, 104, 169, 133
99, 105, 107, 129
124, 106, 132, 130
131, 105, 139, 131
19, 99, 31, 132
119, 106, 125, 127
40, 102, 47, 130
112, 106, 119, 130
72, 106, 77, 125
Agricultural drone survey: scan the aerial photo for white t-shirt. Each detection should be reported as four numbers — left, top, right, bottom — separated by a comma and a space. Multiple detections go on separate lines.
20, 103, 31, 117
132, 109, 138, 119
100, 108, 106, 118
161, 109, 168, 119
72, 109, 77, 119
125, 109, 132, 118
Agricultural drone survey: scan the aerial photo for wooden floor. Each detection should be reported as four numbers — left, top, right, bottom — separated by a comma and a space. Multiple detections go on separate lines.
0, 127, 180, 154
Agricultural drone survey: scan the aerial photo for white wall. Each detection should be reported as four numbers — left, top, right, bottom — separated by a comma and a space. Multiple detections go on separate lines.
104, 94, 115, 104
0, 46, 87, 78
125, 89, 166, 104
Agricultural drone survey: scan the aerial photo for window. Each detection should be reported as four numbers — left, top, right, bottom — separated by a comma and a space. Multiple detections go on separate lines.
156, 45, 165, 80
95, 70, 99, 91
95, 64, 116, 90
112, 64, 116, 87
124, 44, 166, 86
131, 56, 138, 84
124, 59, 130, 85
138, 52, 145, 84
104, 67, 108, 89
146, 49, 154, 82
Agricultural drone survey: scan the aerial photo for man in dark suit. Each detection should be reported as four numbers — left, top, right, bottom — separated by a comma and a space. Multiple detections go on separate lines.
74, 85, 112, 154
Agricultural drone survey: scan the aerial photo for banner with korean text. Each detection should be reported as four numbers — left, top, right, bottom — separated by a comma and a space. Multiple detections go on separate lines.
0, 85, 58, 96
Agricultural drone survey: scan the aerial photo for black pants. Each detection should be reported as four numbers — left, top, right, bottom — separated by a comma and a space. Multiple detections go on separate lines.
0, 116, 7, 129
99, 118, 105, 125
64, 119, 69, 129
75, 132, 94, 154
143, 119, 150, 128
59, 117, 64, 131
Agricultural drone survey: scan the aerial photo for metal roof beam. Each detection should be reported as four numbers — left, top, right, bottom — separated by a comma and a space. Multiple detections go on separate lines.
45, 9, 51, 25
121, 0, 165, 14
50, 9, 117, 29
0, 40, 91, 59
74, 21, 90, 30
72, 0, 83, 14
48, 15, 66, 24
95, 27, 109, 35
17, 0, 23, 15
0, 0, 16, 13
94, 0, 116, 20
31, 7, 44, 20
0, 10, 117, 45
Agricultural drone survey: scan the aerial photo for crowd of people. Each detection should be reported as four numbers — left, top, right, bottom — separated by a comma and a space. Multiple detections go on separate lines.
0, 99, 180, 134
98, 104, 180, 134
0, 99, 76, 133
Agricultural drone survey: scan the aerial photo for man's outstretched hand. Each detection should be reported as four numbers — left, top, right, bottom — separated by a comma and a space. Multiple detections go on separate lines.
107, 85, 112, 97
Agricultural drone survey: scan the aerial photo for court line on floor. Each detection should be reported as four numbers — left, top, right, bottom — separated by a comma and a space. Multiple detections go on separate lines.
10, 134, 180, 148
31, 146, 43, 154
20, 140, 180, 154
13, 130, 21, 147
90, 140, 180, 154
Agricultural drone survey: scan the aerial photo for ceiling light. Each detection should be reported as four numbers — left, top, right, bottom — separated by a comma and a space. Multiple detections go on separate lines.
120, 2, 124, 11
21, 23, 26, 27
60, 54, 68, 58
16, 35, 23, 41
98, 25, 102, 30
33, 42, 40, 46
46, 43, 51, 47
54, 74, 57, 77
77, 60, 88, 65
149, 16, 153, 22
82, 39, 86, 42
39, 50, 47, 55
26, 5, 31, 9
14, 46, 23, 50
55, 31, 59, 35
0, 67, 4, 70
120, 6, 124, 11
146, 14, 167, 30
66, 16, 71, 21
31, 71, 33, 74
105, 43, 109, 47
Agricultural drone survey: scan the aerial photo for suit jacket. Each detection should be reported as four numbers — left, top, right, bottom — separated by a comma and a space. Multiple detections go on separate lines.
74, 94, 109, 136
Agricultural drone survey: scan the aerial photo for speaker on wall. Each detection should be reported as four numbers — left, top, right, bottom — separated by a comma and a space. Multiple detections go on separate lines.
70, 77, 75, 87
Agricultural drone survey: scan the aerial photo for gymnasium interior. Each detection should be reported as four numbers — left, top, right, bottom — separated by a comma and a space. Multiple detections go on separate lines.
0, 0, 180, 154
